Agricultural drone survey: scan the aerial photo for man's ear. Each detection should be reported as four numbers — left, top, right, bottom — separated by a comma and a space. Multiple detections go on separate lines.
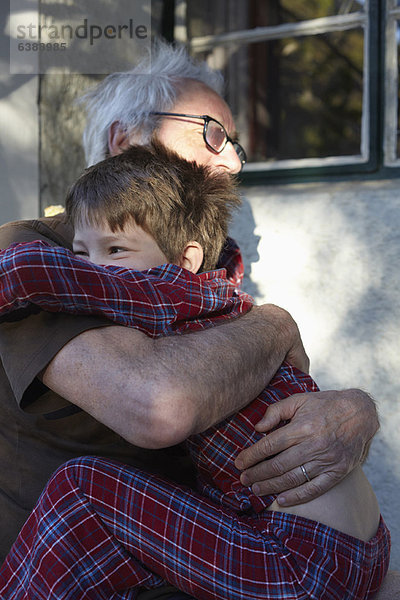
108, 121, 131, 156
178, 241, 204, 274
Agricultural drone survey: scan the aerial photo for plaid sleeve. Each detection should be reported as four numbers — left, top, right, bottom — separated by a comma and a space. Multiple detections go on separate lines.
0, 241, 253, 338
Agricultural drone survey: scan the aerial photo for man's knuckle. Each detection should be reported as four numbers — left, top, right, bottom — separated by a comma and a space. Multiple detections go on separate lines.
330, 438, 351, 463
257, 480, 280, 495
267, 402, 280, 415
311, 435, 337, 460
292, 482, 325, 504
260, 436, 274, 457
299, 421, 315, 438
318, 440, 336, 458
268, 457, 285, 478
284, 469, 303, 488
308, 480, 326, 497
336, 455, 352, 475
314, 442, 329, 458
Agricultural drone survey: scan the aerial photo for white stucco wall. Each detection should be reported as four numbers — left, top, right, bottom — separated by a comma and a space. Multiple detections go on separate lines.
232, 178, 400, 569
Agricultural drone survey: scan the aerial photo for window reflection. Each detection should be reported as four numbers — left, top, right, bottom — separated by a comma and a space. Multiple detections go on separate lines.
189, 1, 366, 164
199, 29, 363, 162
187, 0, 365, 38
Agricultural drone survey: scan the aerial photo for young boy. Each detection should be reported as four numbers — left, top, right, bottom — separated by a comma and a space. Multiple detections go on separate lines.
0, 142, 250, 338
0, 144, 390, 599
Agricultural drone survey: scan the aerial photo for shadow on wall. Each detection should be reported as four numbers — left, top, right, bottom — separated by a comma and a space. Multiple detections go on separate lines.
39, 72, 97, 213
301, 187, 400, 399
0, 145, 17, 225
0, 4, 34, 100
230, 196, 261, 299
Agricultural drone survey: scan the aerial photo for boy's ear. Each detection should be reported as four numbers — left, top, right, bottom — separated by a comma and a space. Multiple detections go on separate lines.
178, 241, 204, 273
108, 121, 131, 156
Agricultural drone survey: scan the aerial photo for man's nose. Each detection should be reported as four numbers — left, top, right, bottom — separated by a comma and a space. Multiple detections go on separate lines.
217, 142, 243, 174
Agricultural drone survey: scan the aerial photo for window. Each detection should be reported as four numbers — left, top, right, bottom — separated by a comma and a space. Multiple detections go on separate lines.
169, 0, 400, 181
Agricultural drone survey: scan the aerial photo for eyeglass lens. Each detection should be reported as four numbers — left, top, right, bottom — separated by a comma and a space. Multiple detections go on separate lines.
205, 119, 227, 152
205, 118, 246, 165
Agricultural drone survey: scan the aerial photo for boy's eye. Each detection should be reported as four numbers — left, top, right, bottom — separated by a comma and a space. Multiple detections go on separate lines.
73, 250, 88, 257
109, 246, 125, 254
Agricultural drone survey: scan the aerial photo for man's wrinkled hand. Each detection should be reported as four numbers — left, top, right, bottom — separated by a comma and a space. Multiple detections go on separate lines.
234, 389, 379, 506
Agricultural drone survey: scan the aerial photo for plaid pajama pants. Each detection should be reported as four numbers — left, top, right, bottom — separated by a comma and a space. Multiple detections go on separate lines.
0, 455, 390, 600
0, 366, 390, 600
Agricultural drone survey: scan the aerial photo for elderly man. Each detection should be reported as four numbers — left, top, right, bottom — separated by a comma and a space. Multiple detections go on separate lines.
0, 40, 378, 585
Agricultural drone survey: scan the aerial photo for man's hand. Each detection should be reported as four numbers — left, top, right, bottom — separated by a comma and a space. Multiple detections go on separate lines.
234, 389, 379, 506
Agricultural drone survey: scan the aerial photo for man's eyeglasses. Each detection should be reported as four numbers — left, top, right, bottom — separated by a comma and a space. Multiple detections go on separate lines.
150, 112, 247, 167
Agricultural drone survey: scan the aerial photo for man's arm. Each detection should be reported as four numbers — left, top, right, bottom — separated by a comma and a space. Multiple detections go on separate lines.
42, 304, 307, 449
235, 388, 379, 506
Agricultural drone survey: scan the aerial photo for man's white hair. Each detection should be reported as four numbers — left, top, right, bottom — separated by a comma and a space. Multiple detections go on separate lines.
80, 39, 224, 166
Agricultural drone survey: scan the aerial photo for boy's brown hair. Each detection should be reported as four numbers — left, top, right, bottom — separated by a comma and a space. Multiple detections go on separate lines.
65, 142, 241, 271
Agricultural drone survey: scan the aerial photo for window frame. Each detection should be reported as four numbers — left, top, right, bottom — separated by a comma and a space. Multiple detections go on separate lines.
171, 0, 400, 183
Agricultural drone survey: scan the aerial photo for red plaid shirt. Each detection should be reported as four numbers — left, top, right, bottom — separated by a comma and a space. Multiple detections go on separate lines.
216, 236, 244, 288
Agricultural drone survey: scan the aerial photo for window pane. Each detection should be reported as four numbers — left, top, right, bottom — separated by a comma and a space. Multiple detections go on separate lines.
200, 28, 364, 163
187, 0, 365, 38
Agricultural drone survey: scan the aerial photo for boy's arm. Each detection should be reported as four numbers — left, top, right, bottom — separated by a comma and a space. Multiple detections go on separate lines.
0, 241, 252, 333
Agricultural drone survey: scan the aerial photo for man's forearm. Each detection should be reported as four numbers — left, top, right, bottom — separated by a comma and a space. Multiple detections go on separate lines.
155, 304, 305, 437
42, 304, 305, 448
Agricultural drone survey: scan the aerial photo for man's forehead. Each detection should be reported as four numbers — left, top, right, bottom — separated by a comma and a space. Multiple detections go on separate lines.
174, 81, 235, 131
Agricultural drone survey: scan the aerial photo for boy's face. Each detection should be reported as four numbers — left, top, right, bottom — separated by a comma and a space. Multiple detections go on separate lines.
73, 219, 169, 270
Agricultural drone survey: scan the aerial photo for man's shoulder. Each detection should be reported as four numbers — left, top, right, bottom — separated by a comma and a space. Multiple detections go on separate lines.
0, 213, 73, 249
